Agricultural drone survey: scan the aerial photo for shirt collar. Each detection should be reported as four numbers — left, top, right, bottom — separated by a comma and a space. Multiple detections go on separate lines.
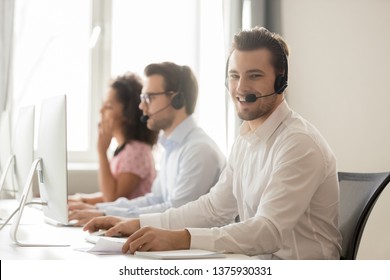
240, 100, 291, 144
159, 115, 197, 149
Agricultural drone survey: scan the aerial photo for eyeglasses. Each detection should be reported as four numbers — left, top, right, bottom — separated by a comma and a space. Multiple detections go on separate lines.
140, 91, 173, 104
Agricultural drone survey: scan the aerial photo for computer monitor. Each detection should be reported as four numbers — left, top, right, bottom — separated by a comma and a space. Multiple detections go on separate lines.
36, 95, 69, 225
0, 111, 13, 195
10, 95, 69, 246
13, 106, 35, 201
0, 106, 34, 201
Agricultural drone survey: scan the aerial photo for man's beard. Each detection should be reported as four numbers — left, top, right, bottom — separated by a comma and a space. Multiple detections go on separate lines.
235, 97, 277, 121
148, 114, 175, 131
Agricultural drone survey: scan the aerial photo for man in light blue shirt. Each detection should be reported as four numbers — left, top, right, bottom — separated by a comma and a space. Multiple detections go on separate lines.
69, 62, 225, 225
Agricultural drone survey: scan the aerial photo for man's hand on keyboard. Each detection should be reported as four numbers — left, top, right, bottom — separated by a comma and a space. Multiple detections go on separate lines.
68, 201, 96, 211
69, 209, 105, 226
84, 216, 140, 238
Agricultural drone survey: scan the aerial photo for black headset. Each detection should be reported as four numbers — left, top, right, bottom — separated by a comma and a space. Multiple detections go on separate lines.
225, 40, 288, 94
274, 45, 288, 94
170, 66, 185, 110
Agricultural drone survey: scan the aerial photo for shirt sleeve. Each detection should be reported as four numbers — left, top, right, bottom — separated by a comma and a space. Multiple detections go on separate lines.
96, 176, 164, 217
140, 133, 327, 256
140, 162, 239, 239
108, 141, 225, 217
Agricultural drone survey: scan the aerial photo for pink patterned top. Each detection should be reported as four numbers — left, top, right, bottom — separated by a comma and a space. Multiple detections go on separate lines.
109, 141, 155, 199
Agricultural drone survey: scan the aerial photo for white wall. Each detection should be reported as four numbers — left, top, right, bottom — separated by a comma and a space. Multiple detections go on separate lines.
67, 166, 99, 195
281, 0, 390, 259
282, 0, 390, 173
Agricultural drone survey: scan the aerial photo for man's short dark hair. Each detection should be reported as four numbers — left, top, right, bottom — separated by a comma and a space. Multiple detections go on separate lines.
144, 62, 198, 115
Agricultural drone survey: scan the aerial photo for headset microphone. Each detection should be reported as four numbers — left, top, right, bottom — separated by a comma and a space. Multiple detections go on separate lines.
244, 92, 277, 103
140, 103, 172, 123
140, 114, 149, 123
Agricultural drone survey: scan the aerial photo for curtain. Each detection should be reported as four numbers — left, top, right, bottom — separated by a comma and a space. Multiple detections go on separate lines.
0, 0, 15, 113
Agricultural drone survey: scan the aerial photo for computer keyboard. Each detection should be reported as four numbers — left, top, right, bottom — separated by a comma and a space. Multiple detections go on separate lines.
90, 229, 109, 236
85, 231, 127, 244
44, 218, 78, 227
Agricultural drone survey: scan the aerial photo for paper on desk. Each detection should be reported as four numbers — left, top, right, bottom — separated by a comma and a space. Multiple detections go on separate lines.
135, 249, 226, 259
75, 238, 225, 259
75, 237, 127, 255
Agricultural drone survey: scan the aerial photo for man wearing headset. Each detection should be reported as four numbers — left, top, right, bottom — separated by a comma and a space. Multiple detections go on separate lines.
69, 62, 226, 225
84, 27, 342, 259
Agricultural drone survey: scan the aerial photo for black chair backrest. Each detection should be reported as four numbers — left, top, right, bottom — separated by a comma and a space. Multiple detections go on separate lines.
338, 172, 390, 260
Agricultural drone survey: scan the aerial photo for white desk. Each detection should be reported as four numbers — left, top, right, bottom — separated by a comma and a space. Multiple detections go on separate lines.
0, 199, 251, 260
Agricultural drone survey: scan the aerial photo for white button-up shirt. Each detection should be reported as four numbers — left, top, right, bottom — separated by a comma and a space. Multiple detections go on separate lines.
96, 115, 226, 217
141, 101, 342, 259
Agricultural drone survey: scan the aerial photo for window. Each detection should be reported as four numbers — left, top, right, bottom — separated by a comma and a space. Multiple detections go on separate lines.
12, 0, 227, 163
13, 0, 91, 155
111, 0, 198, 76
111, 0, 227, 154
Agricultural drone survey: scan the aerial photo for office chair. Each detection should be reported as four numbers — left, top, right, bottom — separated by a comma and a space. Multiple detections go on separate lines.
338, 171, 390, 260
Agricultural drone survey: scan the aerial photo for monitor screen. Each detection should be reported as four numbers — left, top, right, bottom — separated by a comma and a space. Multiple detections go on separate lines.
36, 95, 69, 225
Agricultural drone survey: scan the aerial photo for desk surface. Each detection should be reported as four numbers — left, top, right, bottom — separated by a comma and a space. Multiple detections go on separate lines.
0, 199, 251, 260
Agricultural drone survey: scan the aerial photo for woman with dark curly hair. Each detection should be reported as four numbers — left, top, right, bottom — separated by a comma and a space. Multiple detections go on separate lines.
70, 72, 158, 205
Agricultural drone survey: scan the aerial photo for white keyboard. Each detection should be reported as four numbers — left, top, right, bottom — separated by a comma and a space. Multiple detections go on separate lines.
85, 231, 127, 244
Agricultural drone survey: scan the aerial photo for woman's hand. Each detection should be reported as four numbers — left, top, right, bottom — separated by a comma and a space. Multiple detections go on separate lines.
97, 117, 114, 154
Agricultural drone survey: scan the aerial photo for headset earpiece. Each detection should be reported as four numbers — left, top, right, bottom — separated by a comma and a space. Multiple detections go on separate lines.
274, 74, 287, 94
171, 93, 184, 109
274, 40, 289, 94
171, 66, 185, 110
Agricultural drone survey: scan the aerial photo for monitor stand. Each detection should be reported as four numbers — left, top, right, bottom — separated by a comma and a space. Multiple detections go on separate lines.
9, 158, 69, 247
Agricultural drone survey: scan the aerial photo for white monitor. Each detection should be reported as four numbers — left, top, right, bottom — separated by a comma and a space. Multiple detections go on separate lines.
13, 106, 35, 201
36, 95, 69, 225
0, 106, 34, 201
10, 95, 69, 246
0, 111, 13, 195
